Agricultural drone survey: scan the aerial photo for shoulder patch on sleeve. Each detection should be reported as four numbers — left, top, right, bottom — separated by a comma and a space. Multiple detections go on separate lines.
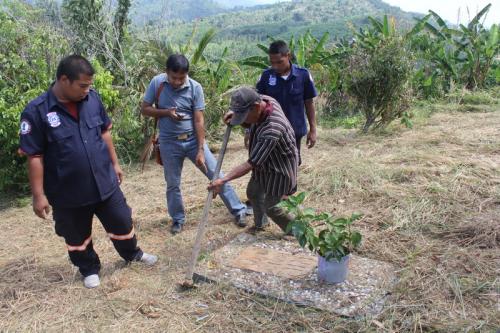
20, 119, 32, 135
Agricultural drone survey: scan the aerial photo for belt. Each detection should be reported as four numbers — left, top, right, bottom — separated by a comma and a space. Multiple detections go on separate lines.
176, 132, 194, 141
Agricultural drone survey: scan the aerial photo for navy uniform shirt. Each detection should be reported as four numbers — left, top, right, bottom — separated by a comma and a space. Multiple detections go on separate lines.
19, 88, 117, 208
256, 63, 318, 138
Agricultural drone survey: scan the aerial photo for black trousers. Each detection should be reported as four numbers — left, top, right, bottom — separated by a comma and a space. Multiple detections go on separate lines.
52, 188, 142, 277
296, 135, 302, 166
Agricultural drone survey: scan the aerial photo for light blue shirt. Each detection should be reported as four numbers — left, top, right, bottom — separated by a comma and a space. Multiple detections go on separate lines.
144, 73, 205, 140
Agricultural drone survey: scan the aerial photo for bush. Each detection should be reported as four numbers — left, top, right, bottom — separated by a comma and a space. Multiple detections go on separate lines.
91, 60, 144, 164
92, 61, 120, 111
0, 98, 29, 192
0, 3, 69, 192
109, 94, 144, 164
345, 37, 413, 132
446, 88, 499, 105
412, 68, 446, 100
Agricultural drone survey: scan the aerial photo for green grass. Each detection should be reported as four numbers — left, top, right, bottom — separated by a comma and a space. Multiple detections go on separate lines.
319, 115, 364, 129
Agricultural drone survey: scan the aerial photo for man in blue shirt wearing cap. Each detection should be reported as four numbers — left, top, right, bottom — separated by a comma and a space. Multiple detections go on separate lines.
141, 54, 247, 235
19, 55, 158, 289
256, 40, 318, 164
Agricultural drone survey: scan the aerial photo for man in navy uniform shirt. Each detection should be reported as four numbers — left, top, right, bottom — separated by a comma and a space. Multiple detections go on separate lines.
256, 40, 318, 164
19, 55, 157, 289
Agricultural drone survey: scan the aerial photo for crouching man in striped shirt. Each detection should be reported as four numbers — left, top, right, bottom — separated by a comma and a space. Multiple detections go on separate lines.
208, 87, 298, 233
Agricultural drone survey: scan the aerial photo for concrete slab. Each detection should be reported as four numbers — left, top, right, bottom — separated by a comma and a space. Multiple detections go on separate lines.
194, 233, 397, 317
228, 246, 317, 279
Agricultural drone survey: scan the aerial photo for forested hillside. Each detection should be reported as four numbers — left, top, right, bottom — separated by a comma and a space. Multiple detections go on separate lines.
134, 0, 421, 58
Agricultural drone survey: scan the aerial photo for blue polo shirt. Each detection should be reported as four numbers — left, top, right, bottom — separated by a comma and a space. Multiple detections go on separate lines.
19, 88, 117, 208
143, 74, 205, 141
256, 64, 317, 138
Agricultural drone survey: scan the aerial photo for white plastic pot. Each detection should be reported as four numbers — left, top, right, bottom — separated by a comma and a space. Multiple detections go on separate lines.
317, 254, 350, 283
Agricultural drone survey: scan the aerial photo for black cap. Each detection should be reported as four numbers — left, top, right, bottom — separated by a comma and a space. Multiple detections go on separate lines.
229, 86, 261, 125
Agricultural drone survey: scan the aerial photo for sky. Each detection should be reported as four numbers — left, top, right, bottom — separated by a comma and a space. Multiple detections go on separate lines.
382, 0, 499, 27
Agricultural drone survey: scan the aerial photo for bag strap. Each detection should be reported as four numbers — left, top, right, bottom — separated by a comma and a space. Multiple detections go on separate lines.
154, 82, 165, 107
152, 77, 195, 137
152, 82, 165, 137
190, 79, 196, 109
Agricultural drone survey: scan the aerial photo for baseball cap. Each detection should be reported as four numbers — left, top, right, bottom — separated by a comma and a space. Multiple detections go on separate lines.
229, 86, 261, 126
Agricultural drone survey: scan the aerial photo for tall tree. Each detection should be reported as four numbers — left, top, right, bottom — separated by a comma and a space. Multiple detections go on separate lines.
62, 0, 106, 56
113, 0, 131, 46
112, 0, 131, 82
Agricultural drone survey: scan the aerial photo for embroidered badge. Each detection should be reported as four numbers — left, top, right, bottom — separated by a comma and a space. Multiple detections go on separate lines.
47, 112, 61, 128
20, 119, 31, 135
268, 75, 277, 86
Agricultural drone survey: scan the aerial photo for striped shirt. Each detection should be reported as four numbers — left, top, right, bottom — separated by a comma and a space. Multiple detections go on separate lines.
248, 96, 298, 197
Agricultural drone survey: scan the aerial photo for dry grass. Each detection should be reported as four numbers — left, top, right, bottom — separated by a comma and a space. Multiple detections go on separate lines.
1, 105, 499, 332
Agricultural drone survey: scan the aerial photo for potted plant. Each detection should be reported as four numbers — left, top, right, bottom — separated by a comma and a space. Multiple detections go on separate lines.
279, 192, 362, 283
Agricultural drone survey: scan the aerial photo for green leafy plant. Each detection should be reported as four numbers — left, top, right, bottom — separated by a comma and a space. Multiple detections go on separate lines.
346, 36, 413, 132
279, 192, 362, 261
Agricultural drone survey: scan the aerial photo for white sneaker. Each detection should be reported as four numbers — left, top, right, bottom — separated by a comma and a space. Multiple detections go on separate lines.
139, 252, 158, 266
83, 274, 100, 289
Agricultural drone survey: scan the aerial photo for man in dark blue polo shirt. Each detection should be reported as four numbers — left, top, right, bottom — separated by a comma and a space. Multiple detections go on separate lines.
19, 55, 157, 289
256, 40, 318, 164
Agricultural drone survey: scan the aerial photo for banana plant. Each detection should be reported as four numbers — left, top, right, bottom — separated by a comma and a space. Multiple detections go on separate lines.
239, 31, 332, 70
292, 31, 330, 68
420, 3, 499, 90
190, 28, 217, 66
204, 46, 233, 94
368, 15, 396, 38
406, 13, 432, 39
354, 15, 397, 50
